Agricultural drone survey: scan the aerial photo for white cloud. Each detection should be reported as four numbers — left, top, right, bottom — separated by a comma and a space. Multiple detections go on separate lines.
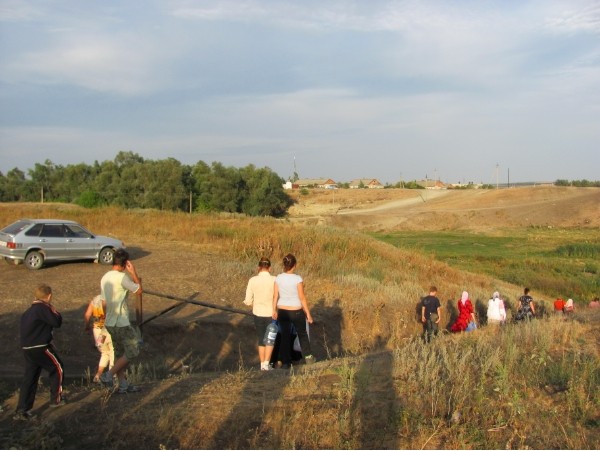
544, 1, 600, 34
1, 0, 599, 183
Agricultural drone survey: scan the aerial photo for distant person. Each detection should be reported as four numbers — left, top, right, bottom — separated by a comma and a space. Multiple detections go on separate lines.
487, 291, 506, 325
14, 284, 65, 421
554, 298, 566, 314
272, 254, 315, 368
450, 291, 476, 332
589, 297, 600, 309
421, 286, 441, 342
563, 298, 574, 315
243, 257, 276, 371
84, 294, 115, 383
99, 249, 143, 394
515, 287, 535, 321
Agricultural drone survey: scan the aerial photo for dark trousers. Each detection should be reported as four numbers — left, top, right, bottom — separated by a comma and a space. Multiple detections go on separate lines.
423, 313, 439, 343
17, 345, 64, 412
277, 309, 311, 364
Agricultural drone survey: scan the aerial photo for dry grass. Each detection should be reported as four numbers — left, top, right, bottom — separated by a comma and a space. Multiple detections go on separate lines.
0, 202, 598, 449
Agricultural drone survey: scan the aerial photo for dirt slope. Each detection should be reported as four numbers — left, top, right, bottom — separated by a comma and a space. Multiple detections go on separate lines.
290, 186, 600, 232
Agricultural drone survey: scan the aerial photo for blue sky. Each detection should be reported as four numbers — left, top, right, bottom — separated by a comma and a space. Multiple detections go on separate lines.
1, 0, 599, 185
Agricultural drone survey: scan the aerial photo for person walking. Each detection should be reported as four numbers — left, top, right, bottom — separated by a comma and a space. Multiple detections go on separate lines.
563, 298, 574, 316
84, 294, 115, 383
421, 286, 441, 342
272, 254, 315, 368
516, 287, 535, 321
99, 249, 143, 394
554, 298, 566, 315
244, 257, 277, 371
487, 291, 506, 325
14, 284, 65, 420
450, 291, 476, 332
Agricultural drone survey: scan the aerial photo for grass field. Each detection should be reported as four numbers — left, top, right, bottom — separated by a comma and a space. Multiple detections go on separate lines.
0, 200, 598, 449
371, 228, 600, 303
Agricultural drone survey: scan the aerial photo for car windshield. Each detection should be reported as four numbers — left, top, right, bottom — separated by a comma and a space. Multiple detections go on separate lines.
1, 220, 32, 236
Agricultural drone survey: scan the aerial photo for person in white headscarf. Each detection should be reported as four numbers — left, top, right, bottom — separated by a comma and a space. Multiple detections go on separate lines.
487, 291, 506, 325
563, 298, 574, 315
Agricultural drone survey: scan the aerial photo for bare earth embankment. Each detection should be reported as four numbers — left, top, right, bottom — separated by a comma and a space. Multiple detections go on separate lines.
289, 185, 600, 231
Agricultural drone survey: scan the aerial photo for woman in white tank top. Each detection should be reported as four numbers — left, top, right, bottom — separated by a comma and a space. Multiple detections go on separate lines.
272, 254, 315, 368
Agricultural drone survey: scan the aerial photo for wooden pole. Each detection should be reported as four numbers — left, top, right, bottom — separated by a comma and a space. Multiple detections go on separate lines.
144, 289, 251, 316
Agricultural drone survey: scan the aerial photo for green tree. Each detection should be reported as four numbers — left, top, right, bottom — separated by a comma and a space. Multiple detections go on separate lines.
76, 189, 105, 208
92, 160, 121, 205
53, 163, 98, 202
139, 158, 189, 210
27, 160, 57, 201
191, 160, 212, 212
239, 165, 292, 217
193, 162, 244, 212
2, 168, 28, 201
114, 150, 144, 168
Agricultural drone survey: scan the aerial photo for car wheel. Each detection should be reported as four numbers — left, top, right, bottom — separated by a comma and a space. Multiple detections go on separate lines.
99, 247, 115, 265
25, 251, 44, 270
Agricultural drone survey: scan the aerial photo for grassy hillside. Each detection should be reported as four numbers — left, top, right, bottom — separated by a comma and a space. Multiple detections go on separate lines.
372, 229, 600, 302
0, 203, 598, 449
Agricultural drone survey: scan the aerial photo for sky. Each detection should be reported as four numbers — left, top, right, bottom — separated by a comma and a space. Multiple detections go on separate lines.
1, 0, 599, 185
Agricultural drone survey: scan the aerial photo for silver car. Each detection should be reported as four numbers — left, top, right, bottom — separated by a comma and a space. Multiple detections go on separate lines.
0, 219, 125, 270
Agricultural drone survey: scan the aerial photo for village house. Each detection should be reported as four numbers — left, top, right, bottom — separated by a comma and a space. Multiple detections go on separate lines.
290, 178, 338, 189
416, 179, 447, 189
348, 178, 384, 189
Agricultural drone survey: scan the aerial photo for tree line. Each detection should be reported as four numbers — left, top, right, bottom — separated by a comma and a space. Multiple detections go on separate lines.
0, 151, 293, 217
554, 179, 600, 187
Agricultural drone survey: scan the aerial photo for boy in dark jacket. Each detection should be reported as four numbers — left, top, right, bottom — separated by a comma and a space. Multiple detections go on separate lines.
14, 284, 65, 420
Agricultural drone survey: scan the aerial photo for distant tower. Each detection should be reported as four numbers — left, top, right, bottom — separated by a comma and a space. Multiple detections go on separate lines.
291, 155, 299, 182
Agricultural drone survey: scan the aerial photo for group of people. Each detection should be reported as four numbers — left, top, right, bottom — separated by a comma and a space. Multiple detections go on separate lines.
553, 297, 575, 315
420, 286, 540, 342
14, 249, 143, 421
14, 243, 594, 419
244, 254, 315, 370
14, 249, 315, 421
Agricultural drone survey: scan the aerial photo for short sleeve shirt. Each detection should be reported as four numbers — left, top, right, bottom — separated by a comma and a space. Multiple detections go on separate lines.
519, 295, 533, 311
275, 273, 303, 308
101, 270, 140, 327
422, 295, 441, 319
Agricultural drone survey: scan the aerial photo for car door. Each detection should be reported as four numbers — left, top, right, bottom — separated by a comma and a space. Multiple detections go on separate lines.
38, 224, 68, 259
63, 223, 98, 259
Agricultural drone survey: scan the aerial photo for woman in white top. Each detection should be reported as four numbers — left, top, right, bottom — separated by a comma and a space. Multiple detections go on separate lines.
487, 291, 506, 325
272, 254, 314, 368
244, 257, 276, 371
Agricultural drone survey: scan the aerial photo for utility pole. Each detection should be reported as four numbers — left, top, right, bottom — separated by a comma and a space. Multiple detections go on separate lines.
496, 163, 499, 189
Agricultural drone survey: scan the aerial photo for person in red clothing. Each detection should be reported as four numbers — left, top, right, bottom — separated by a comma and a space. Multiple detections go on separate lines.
14, 284, 65, 421
450, 291, 476, 332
